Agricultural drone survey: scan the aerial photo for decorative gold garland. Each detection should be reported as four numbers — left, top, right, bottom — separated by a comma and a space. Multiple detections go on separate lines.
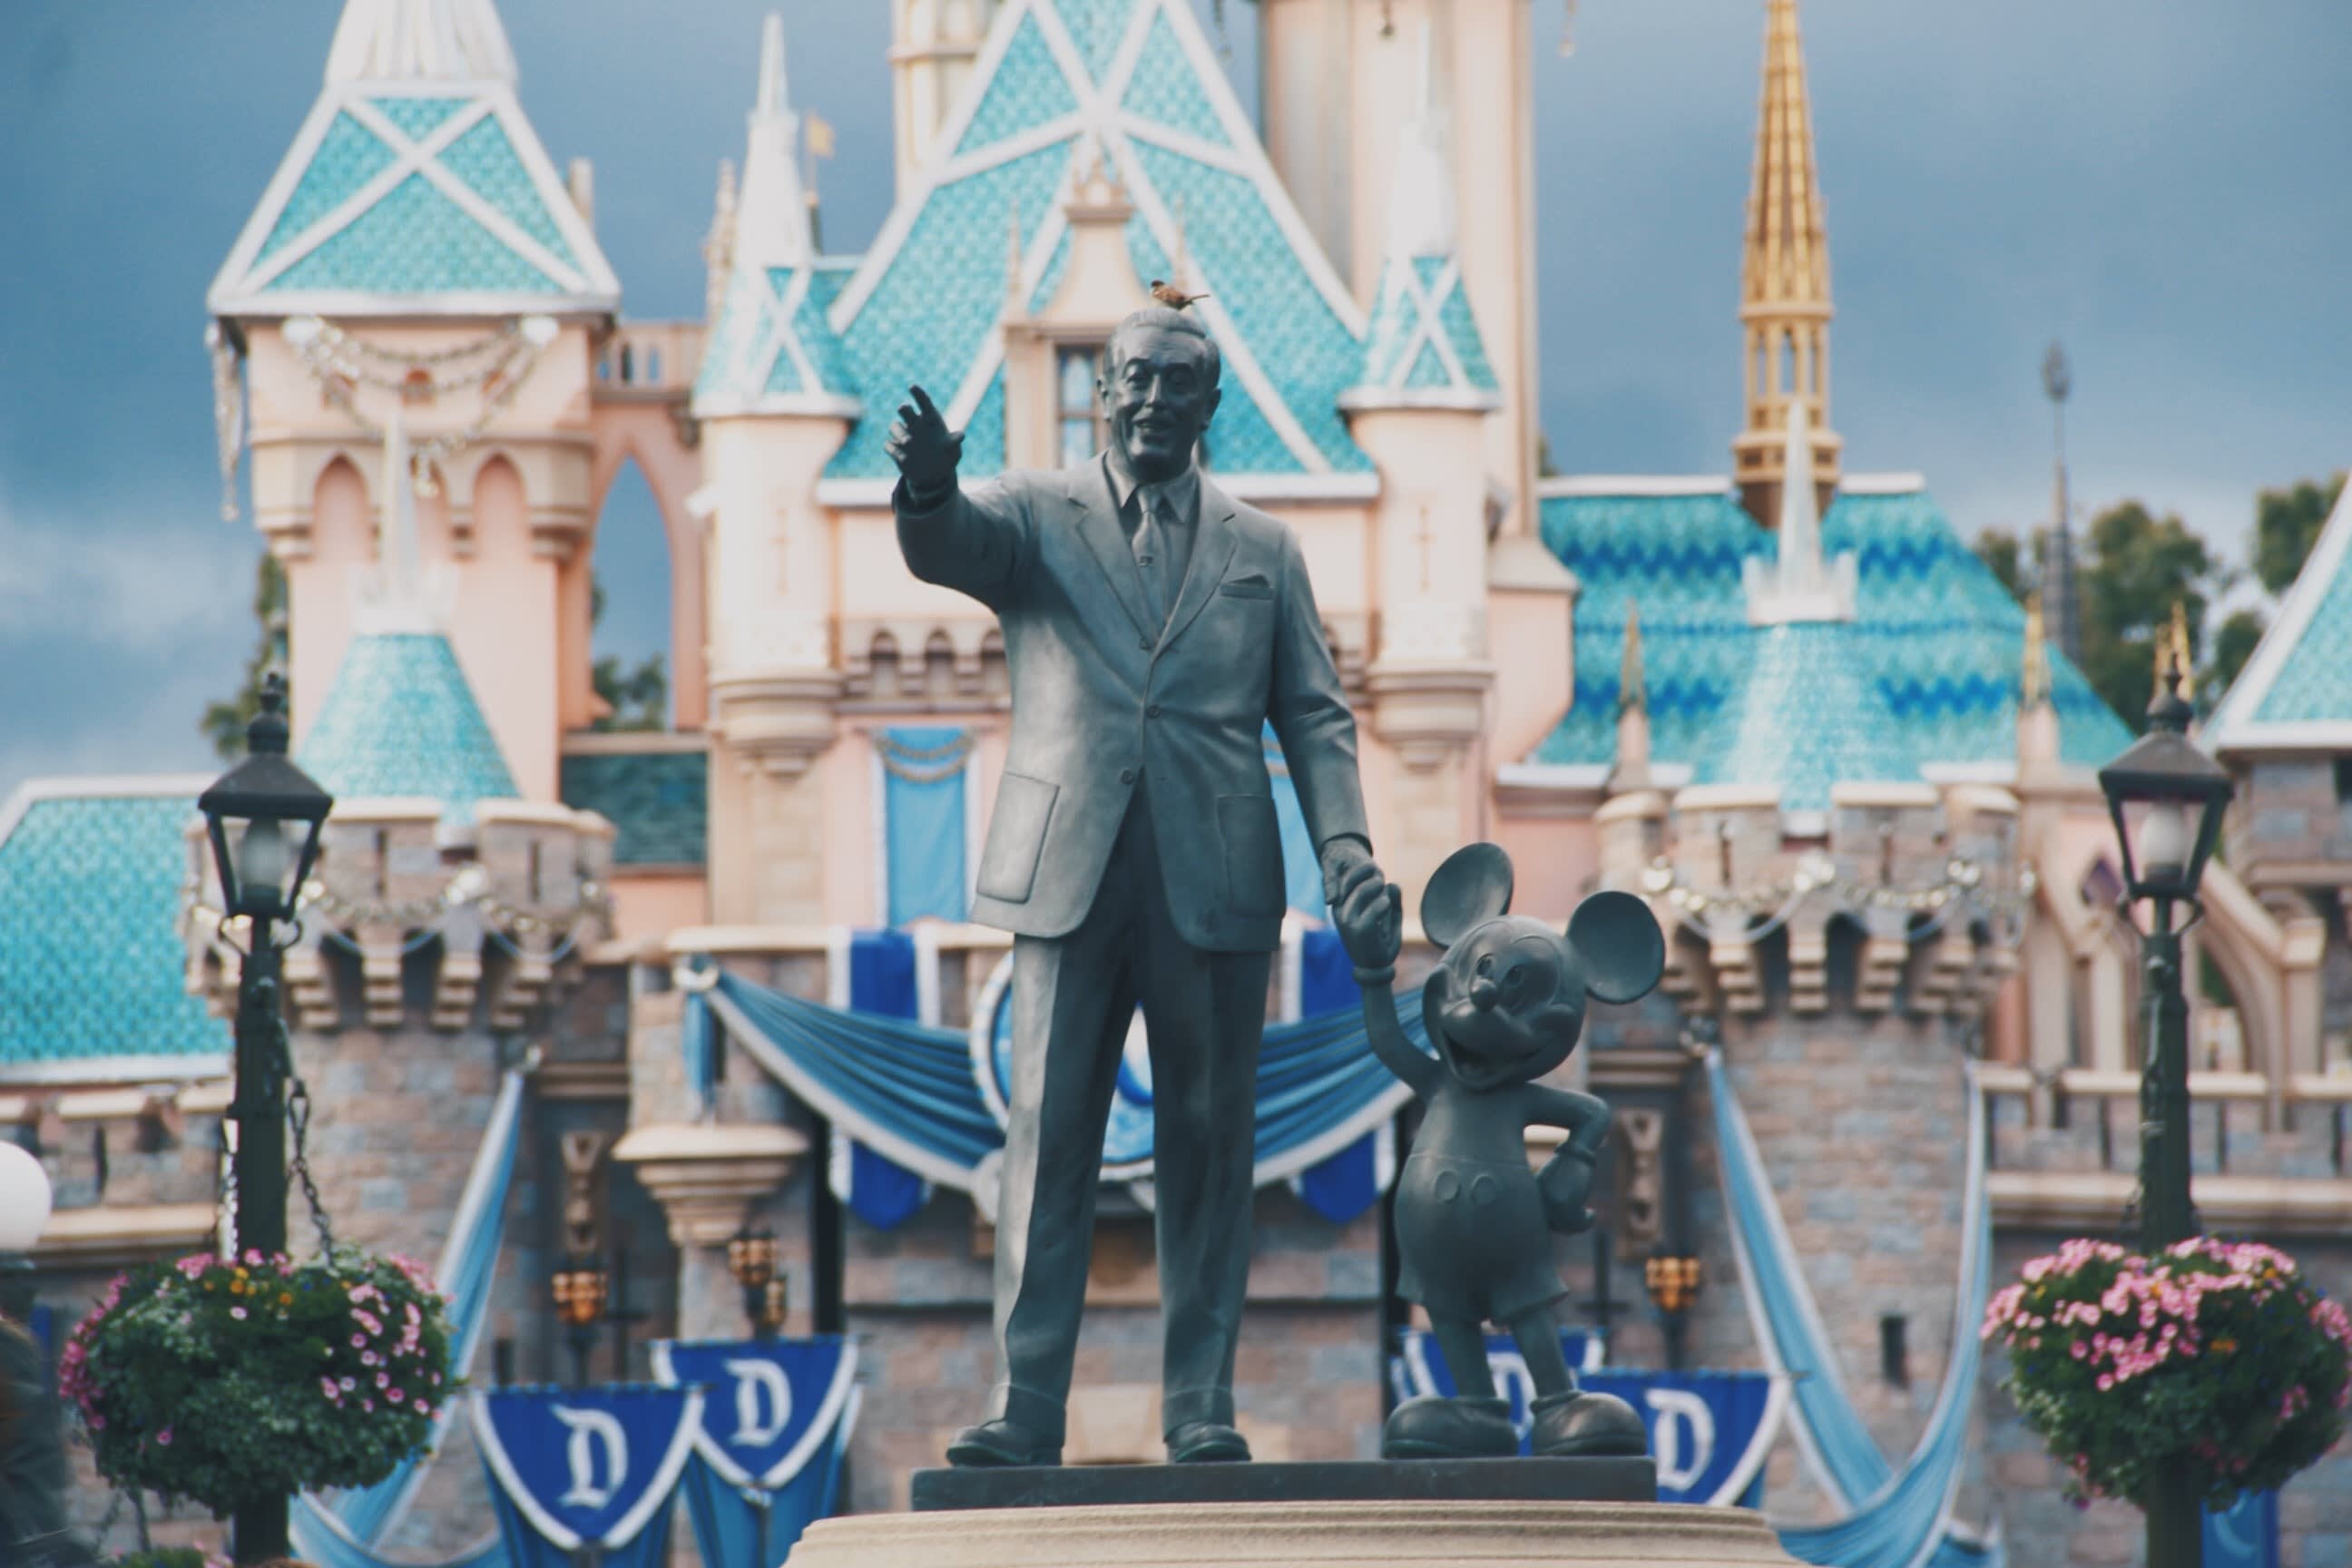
287, 315, 557, 497
1638, 852, 2035, 935
875, 729, 975, 783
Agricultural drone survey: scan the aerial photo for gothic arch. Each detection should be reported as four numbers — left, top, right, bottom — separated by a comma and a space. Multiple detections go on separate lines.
587, 416, 707, 729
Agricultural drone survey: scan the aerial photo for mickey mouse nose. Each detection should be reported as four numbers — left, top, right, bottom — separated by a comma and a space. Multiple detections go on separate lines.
1470, 977, 1501, 1011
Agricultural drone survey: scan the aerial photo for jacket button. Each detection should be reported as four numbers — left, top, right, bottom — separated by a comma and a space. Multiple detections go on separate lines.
1146, 704, 1162, 719
1120, 768, 1135, 785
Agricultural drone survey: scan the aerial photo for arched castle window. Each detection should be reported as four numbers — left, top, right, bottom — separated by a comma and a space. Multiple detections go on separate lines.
1057, 343, 1107, 466
590, 456, 671, 731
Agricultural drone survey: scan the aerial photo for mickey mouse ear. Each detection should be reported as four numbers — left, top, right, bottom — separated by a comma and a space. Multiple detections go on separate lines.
1567, 890, 1666, 1005
1421, 843, 1514, 951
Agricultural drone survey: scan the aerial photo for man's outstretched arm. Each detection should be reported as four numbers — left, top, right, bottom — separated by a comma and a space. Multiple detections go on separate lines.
890, 383, 1031, 610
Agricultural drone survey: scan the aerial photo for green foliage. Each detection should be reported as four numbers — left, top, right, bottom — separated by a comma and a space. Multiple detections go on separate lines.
1984, 1236, 2352, 1509
593, 652, 669, 732
199, 554, 289, 760
2253, 472, 2347, 596
1971, 527, 2032, 604
2078, 500, 2217, 727
2207, 608, 2267, 706
61, 1249, 454, 1517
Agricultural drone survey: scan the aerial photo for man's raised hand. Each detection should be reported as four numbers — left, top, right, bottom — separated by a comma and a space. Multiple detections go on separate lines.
887, 384, 964, 496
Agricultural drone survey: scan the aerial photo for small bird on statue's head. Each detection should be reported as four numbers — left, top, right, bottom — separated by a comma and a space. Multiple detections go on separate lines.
1149, 279, 1210, 310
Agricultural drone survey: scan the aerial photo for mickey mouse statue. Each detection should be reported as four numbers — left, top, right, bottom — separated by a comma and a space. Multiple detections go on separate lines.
1342, 842, 1666, 1461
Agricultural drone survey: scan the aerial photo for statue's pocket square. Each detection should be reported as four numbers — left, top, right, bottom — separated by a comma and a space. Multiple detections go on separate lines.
1218, 576, 1273, 600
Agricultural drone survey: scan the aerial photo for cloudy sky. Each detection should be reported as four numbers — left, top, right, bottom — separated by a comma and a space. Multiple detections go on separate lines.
2, 0, 2347, 800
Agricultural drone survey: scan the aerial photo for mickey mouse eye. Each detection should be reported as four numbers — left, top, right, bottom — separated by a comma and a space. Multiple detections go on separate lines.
1475, 955, 1494, 977
1506, 965, 1525, 987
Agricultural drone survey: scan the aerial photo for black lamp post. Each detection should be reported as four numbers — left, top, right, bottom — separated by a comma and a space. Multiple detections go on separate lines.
2096, 654, 2232, 1568
197, 672, 333, 1568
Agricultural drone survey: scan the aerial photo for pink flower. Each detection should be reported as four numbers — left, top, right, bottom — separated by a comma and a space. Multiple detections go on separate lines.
351, 1334, 366, 1349
230, 1307, 248, 1320
388, 1388, 405, 1404
156, 1427, 173, 1446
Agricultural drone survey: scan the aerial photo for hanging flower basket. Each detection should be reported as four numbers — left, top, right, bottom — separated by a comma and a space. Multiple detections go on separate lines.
61, 1249, 455, 1518
1983, 1236, 2352, 1508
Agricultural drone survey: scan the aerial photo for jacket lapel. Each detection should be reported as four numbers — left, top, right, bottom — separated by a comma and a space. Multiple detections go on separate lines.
1161, 475, 1240, 652
1067, 455, 1153, 642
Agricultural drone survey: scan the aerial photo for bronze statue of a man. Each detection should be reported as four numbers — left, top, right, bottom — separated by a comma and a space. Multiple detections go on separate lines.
889, 308, 1392, 1467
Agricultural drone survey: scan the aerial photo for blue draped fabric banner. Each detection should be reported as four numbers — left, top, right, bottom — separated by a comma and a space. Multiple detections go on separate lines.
1294, 926, 1388, 1224
832, 928, 931, 1230
2205, 1490, 2278, 1568
879, 726, 970, 926
474, 1385, 702, 1568
1390, 1331, 1782, 1506
1707, 1051, 2003, 1568
702, 957, 1426, 1201
654, 1337, 860, 1568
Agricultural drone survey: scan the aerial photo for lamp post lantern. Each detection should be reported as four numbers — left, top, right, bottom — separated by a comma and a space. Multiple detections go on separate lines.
727, 1224, 788, 1339
198, 672, 332, 1567
553, 1257, 612, 1387
2096, 653, 2231, 1568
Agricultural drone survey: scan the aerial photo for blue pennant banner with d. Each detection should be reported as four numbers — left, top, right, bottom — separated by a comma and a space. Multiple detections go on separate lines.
653, 1337, 861, 1568
473, 1384, 703, 1568
1392, 1331, 1785, 1506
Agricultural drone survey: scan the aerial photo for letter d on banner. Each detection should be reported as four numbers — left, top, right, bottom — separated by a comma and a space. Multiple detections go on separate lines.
725, 1357, 796, 1448
555, 1405, 631, 1509
1644, 1387, 1717, 1494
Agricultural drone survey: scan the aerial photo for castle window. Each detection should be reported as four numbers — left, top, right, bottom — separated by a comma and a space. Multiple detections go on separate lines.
1058, 344, 1106, 466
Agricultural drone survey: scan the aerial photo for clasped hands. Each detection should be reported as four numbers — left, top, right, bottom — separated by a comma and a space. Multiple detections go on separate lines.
1324, 838, 1403, 981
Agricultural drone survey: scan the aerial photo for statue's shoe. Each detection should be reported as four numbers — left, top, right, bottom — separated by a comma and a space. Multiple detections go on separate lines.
1380, 1396, 1517, 1460
1530, 1389, 1649, 1458
946, 1416, 1062, 1467
1167, 1420, 1252, 1463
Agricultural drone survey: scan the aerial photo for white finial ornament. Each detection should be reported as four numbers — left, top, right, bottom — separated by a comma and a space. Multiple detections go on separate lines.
325, 0, 517, 85
357, 407, 456, 633
1384, 21, 1457, 260
734, 12, 815, 270
1744, 399, 1857, 624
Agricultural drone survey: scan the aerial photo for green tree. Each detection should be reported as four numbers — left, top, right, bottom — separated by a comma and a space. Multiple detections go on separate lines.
2205, 607, 2266, 704
199, 552, 289, 759
2252, 471, 2346, 595
589, 573, 669, 732
1972, 527, 2033, 603
2078, 500, 2217, 727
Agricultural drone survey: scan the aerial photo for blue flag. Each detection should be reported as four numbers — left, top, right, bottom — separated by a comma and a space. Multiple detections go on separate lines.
1392, 1331, 1785, 1506
472, 1385, 703, 1568
654, 1338, 860, 1568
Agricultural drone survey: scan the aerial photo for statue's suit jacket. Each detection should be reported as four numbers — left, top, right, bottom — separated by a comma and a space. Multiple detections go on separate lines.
897, 453, 1368, 954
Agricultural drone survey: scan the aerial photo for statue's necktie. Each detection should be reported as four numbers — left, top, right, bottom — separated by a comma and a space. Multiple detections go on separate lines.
1133, 490, 1169, 627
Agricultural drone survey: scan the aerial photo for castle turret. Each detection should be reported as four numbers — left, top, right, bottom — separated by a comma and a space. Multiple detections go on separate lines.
208, 0, 622, 799
890, 0, 1005, 196
1338, 24, 1504, 898
1731, 0, 1843, 523
692, 15, 863, 924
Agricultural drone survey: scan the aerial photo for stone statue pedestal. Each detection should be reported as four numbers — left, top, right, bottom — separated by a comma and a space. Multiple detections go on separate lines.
785, 1463, 1804, 1567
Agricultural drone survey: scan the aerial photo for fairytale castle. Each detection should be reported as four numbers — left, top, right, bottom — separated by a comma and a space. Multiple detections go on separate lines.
9, 0, 2352, 1562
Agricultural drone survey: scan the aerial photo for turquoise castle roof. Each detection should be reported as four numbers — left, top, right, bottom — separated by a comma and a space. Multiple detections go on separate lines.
1344, 254, 1501, 410
1533, 482, 2132, 781
1687, 622, 1919, 810
300, 632, 520, 818
819, 0, 1373, 484
695, 261, 862, 416
210, 84, 620, 316
2208, 477, 2352, 752
0, 784, 229, 1083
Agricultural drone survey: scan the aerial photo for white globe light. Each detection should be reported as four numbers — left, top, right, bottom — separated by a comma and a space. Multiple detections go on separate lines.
0, 1141, 54, 1253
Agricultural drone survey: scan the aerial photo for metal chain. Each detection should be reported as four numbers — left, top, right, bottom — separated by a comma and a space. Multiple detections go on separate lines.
270, 1007, 338, 1258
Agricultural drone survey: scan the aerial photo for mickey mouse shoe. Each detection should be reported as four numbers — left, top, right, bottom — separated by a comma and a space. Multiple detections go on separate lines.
1530, 1388, 1650, 1458
1380, 1395, 1519, 1459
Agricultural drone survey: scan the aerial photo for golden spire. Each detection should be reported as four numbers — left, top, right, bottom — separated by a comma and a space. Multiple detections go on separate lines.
2160, 601, 2194, 701
2021, 591, 2052, 710
1618, 602, 1647, 715
1732, 0, 1842, 524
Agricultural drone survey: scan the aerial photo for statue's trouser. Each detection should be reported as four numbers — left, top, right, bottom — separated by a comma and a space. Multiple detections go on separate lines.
987, 788, 1273, 1445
